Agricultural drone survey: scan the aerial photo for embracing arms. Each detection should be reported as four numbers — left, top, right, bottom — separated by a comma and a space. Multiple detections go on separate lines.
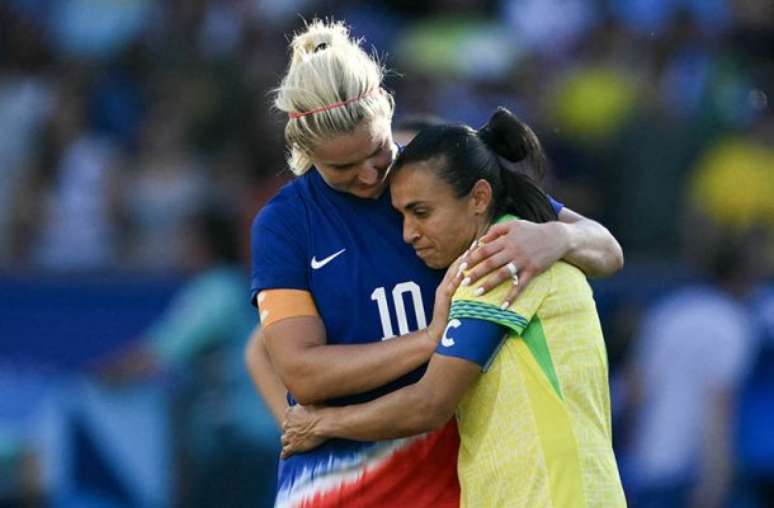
555, 208, 624, 278
462, 207, 623, 305
246, 203, 619, 414
262, 314, 436, 405
249, 261, 462, 407
281, 353, 480, 456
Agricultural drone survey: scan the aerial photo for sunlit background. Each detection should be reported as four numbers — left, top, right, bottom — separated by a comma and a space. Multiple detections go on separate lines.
1, 0, 772, 506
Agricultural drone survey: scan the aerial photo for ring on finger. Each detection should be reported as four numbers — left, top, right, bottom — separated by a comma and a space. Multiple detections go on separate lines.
506, 262, 518, 277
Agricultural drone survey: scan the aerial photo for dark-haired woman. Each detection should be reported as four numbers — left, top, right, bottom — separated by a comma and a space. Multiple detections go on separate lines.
280, 109, 626, 507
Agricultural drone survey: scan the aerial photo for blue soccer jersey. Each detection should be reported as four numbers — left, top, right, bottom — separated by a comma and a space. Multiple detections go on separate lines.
251, 170, 460, 507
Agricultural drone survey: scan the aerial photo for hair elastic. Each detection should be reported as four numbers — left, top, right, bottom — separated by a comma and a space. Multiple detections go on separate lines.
288, 88, 379, 120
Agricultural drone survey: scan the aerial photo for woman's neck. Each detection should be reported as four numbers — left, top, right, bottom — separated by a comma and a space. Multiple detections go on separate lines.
472, 219, 493, 245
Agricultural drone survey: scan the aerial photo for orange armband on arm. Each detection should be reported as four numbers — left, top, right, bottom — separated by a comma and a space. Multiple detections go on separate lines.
257, 289, 319, 327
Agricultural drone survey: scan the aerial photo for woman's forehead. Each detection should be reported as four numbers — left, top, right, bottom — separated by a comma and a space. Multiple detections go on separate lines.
391, 161, 449, 202
312, 119, 390, 164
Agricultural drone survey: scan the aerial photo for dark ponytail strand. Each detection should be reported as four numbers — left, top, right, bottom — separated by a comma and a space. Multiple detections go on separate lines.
478, 108, 557, 223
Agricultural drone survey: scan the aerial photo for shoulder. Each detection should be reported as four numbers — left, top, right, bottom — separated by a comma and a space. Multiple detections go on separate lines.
252, 177, 309, 235
546, 261, 591, 295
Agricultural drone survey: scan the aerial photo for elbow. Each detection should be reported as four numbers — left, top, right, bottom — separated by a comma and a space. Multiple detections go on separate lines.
287, 386, 322, 406
283, 365, 326, 405
589, 233, 624, 278
609, 240, 624, 274
244, 331, 320, 404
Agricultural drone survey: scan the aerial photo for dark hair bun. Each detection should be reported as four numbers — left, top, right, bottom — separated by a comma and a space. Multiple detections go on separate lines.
477, 107, 530, 163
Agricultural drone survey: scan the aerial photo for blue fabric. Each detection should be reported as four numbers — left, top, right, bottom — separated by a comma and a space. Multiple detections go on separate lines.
549, 195, 564, 215
435, 317, 507, 370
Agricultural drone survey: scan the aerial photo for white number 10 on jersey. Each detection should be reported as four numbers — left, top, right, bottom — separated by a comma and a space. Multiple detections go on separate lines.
370, 282, 427, 340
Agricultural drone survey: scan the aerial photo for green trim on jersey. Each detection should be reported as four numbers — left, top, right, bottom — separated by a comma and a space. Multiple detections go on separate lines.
450, 300, 529, 333
495, 213, 520, 224
522, 317, 563, 400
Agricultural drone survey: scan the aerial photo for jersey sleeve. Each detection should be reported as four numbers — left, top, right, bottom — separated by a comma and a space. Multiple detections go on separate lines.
250, 189, 309, 305
450, 267, 553, 336
547, 195, 564, 215
434, 317, 509, 371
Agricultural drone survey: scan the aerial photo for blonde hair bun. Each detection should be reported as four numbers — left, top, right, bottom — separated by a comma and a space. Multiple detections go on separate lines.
289, 19, 352, 66
274, 18, 395, 175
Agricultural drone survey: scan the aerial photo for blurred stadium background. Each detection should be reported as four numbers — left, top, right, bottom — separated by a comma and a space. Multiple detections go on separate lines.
0, 0, 772, 506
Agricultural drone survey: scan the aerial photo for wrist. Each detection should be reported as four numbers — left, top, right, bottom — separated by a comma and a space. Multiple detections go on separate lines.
423, 324, 442, 351
316, 407, 340, 438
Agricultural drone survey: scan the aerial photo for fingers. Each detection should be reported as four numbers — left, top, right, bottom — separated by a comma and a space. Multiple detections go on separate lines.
499, 275, 521, 309
478, 223, 510, 244
448, 260, 467, 293
281, 430, 299, 458
463, 240, 505, 274
463, 249, 511, 288
443, 255, 466, 288
500, 270, 534, 308
280, 432, 290, 458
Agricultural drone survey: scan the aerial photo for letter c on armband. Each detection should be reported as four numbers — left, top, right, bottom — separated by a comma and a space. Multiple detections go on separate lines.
441, 319, 462, 348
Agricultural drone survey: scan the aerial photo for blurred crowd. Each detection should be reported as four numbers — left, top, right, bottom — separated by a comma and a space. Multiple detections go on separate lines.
1, 0, 773, 506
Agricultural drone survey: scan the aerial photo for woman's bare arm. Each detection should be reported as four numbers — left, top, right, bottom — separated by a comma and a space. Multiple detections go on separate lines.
263, 316, 437, 405
555, 207, 624, 277
462, 207, 623, 305
280, 354, 480, 456
244, 325, 289, 425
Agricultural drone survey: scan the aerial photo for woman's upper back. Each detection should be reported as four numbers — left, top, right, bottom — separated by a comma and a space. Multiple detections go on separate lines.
450, 259, 624, 506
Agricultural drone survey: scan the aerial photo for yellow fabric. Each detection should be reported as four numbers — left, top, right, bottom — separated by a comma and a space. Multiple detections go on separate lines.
453, 262, 626, 507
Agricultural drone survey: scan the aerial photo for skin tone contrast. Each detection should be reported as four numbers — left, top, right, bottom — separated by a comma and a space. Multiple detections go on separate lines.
280, 159, 501, 456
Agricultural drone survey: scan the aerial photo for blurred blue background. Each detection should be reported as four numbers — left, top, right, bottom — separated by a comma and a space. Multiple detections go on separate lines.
0, 0, 772, 506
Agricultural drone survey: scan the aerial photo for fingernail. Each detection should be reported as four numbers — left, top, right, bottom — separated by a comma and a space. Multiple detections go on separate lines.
461, 277, 471, 287
470, 240, 477, 250
474, 287, 484, 297
500, 301, 510, 310
457, 262, 468, 274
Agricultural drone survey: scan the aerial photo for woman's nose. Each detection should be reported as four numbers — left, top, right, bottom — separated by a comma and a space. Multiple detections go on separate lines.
358, 164, 379, 185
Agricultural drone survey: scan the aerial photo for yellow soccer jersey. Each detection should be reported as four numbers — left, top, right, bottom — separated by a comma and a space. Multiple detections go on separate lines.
449, 247, 625, 506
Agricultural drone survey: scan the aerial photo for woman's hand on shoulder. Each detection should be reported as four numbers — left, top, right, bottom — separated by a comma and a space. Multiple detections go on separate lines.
462, 220, 568, 306
426, 254, 467, 346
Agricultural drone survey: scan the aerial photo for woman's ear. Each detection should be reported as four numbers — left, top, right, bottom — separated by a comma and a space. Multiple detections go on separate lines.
471, 179, 493, 216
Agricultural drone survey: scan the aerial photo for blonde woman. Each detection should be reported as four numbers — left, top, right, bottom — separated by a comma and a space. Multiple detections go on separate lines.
248, 19, 623, 507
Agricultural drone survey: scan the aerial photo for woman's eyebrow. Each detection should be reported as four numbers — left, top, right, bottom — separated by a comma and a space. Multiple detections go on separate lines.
404, 201, 426, 211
